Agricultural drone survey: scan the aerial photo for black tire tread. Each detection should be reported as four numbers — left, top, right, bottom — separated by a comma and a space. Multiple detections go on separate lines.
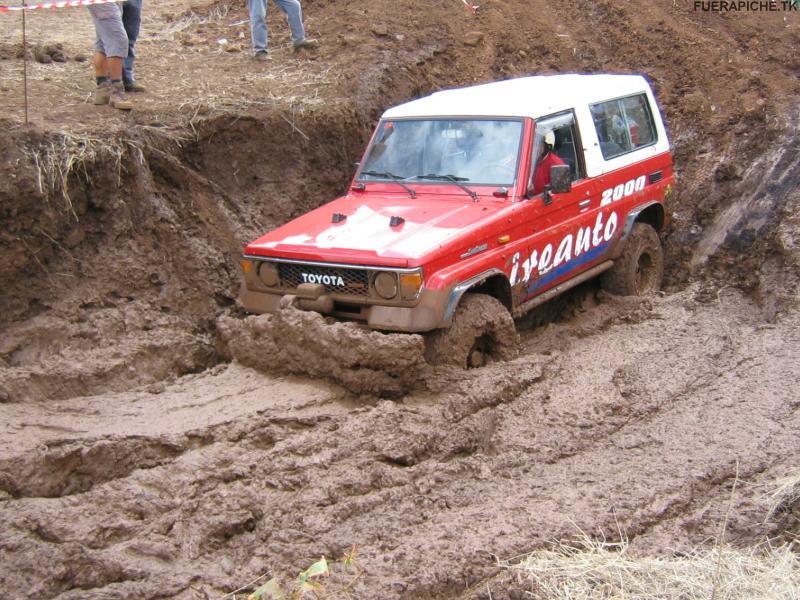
601, 222, 664, 296
425, 293, 517, 367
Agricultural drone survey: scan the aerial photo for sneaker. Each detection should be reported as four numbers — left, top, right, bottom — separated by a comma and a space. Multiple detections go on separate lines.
254, 51, 271, 61
123, 81, 146, 93
109, 83, 133, 111
93, 81, 111, 105
292, 37, 319, 51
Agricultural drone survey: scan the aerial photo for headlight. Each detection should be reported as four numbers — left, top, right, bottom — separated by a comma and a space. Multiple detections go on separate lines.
373, 271, 398, 299
258, 262, 279, 287
399, 271, 423, 300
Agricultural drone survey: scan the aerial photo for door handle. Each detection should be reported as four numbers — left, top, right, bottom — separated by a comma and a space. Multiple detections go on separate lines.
579, 199, 591, 209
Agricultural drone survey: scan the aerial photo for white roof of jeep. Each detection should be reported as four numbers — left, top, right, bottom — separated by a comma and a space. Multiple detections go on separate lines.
382, 74, 653, 120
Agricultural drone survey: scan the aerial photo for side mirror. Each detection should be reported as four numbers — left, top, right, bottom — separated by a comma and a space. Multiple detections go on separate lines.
549, 164, 572, 194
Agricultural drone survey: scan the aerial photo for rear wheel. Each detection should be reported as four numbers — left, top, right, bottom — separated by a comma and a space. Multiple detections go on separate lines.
425, 293, 517, 368
601, 222, 664, 295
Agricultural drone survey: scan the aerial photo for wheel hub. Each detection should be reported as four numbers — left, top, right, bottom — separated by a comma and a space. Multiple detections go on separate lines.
467, 335, 493, 368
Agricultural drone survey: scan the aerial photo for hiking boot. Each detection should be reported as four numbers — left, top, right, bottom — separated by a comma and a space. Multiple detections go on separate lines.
109, 83, 133, 111
93, 81, 111, 105
123, 81, 146, 93
292, 37, 319, 51
254, 51, 271, 61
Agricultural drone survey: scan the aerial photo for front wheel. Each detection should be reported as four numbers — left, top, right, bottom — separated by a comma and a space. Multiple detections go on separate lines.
601, 222, 664, 295
425, 293, 517, 368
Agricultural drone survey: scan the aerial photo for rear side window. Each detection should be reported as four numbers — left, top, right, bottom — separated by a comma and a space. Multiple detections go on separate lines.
590, 93, 657, 160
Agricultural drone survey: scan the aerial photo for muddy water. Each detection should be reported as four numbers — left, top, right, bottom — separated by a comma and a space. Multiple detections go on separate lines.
2, 288, 799, 598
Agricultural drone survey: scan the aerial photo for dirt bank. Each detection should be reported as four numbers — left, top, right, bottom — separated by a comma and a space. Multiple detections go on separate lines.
0, 0, 799, 598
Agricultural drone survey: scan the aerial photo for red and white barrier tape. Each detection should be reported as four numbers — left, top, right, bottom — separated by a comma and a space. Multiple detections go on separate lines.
460, 0, 479, 14
0, 0, 121, 12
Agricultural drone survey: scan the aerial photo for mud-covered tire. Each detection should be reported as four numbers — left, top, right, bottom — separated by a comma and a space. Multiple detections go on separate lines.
601, 222, 664, 296
425, 293, 517, 368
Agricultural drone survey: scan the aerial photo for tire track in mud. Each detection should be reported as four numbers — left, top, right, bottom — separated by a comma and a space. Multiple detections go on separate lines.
0, 381, 344, 597
0, 437, 185, 499
0, 353, 549, 598
3, 289, 799, 599
448, 291, 800, 598
0, 364, 344, 497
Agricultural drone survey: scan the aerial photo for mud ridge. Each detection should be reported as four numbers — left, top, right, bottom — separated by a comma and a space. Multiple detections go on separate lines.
0, 437, 185, 499
218, 309, 429, 397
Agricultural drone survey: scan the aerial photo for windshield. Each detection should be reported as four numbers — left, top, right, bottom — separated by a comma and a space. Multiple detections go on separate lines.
358, 118, 524, 186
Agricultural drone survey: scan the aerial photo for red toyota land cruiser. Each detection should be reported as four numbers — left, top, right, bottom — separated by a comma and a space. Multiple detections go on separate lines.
240, 74, 674, 367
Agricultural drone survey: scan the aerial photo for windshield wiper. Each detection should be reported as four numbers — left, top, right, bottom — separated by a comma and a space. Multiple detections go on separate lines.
411, 173, 478, 202
359, 170, 416, 198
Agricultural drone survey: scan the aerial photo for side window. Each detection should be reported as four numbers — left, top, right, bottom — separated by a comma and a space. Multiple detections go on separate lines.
591, 93, 657, 160
529, 112, 583, 194
552, 122, 581, 181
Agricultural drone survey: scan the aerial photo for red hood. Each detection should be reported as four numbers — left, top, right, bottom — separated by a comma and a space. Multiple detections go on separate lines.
244, 192, 511, 267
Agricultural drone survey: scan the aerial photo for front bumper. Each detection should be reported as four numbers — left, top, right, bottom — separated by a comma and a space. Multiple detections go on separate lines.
239, 282, 448, 333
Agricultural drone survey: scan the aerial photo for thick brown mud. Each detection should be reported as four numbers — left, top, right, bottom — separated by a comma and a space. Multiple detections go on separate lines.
218, 309, 428, 397
1, 0, 800, 598
1, 289, 799, 599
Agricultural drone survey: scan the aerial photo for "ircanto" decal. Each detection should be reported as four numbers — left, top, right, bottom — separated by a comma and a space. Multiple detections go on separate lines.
600, 175, 646, 206
509, 210, 618, 288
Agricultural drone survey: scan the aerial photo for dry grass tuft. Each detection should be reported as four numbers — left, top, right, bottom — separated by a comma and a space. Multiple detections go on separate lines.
503, 533, 800, 600
23, 131, 131, 214
156, 1, 233, 38
175, 65, 337, 127
764, 473, 800, 523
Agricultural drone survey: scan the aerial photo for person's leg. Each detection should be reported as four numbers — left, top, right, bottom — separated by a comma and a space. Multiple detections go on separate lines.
248, 0, 268, 54
90, 7, 111, 104
105, 56, 124, 82
273, 0, 317, 49
91, 52, 123, 83
272, 0, 305, 44
92, 50, 108, 79
121, 0, 143, 90
92, 50, 111, 104
87, 4, 132, 110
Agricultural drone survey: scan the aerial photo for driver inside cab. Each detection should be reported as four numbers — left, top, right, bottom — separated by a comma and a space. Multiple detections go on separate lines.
531, 129, 566, 195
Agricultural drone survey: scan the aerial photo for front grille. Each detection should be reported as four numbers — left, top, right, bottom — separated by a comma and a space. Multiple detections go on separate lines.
277, 263, 370, 297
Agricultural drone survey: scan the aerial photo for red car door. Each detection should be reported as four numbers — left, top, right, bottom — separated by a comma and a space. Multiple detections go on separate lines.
511, 112, 612, 301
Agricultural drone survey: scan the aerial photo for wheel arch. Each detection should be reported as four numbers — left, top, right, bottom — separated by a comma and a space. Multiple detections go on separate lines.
623, 201, 665, 238
442, 269, 512, 326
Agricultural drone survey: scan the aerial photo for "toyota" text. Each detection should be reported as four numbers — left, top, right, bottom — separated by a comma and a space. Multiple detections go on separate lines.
300, 273, 345, 286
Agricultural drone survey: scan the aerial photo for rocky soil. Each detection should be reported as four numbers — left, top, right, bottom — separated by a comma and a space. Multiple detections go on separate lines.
0, 0, 799, 598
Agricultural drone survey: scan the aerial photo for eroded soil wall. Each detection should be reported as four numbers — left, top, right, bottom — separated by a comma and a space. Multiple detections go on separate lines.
0, 106, 373, 402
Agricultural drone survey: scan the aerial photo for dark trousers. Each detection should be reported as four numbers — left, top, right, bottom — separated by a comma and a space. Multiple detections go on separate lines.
122, 0, 142, 84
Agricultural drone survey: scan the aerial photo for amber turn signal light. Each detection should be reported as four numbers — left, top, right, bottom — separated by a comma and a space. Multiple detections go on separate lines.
399, 271, 423, 300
